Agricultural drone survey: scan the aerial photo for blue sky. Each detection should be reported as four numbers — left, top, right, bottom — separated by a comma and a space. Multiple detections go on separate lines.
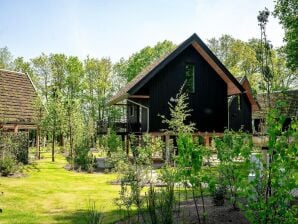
0, 0, 283, 62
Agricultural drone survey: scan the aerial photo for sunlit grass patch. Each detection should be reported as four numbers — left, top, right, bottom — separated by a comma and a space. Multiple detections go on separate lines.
0, 153, 121, 224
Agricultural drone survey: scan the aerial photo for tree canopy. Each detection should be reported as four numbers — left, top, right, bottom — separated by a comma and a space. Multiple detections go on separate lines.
207, 34, 297, 92
114, 40, 176, 81
274, 0, 298, 71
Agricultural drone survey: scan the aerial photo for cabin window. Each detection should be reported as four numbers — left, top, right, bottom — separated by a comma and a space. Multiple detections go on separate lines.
129, 106, 135, 117
185, 63, 195, 93
237, 95, 241, 110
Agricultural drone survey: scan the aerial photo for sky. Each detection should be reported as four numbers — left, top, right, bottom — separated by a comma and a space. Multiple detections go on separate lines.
0, 0, 284, 62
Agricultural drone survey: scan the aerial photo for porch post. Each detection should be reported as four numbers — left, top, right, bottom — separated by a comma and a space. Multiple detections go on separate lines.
204, 136, 210, 146
36, 126, 40, 159
126, 134, 129, 155
14, 125, 19, 133
165, 135, 170, 164
121, 134, 125, 151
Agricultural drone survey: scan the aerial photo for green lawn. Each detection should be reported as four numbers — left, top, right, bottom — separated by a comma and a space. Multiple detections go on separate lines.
0, 154, 121, 224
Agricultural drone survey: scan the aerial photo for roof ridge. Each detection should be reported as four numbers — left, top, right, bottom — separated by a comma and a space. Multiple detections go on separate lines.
0, 68, 25, 75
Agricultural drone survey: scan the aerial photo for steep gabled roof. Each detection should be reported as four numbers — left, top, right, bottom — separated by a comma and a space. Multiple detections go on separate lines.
109, 33, 244, 105
237, 76, 260, 112
0, 69, 38, 125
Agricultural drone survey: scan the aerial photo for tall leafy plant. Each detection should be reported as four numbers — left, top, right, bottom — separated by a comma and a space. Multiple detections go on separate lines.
244, 105, 298, 224
214, 130, 252, 210
176, 133, 208, 223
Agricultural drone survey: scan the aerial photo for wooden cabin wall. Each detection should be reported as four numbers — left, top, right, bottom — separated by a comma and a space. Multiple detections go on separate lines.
143, 46, 228, 132
141, 107, 148, 131
229, 94, 252, 132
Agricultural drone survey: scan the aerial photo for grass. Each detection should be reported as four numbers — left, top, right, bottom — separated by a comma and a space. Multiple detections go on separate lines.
0, 153, 121, 224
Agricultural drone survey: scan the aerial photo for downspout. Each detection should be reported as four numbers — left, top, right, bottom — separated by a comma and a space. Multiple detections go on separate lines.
127, 99, 150, 133
228, 99, 230, 130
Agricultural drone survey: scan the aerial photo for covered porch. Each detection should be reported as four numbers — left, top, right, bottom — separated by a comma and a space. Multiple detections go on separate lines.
99, 96, 150, 134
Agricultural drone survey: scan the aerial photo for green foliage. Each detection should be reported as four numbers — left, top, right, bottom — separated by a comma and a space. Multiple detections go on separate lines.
0, 154, 122, 223
157, 185, 175, 224
160, 88, 195, 135
212, 185, 226, 206
176, 133, 209, 223
13, 57, 35, 79
31, 53, 51, 102
144, 166, 177, 224
274, 0, 298, 71
244, 108, 298, 224
73, 145, 95, 172
208, 35, 259, 77
146, 185, 158, 224
107, 148, 129, 173
214, 130, 252, 210
0, 131, 28, 175
114, 180, 133, 221
207, 34, 297, 92
115, 40, 176, 82
0, 156, 19, 177
0, 131, 28, 176
0, 46, 13, 69
115, 134, 164, 223
102, 130, 127, 172
160, 86, 209, 223
102, 130, 122, 157
85, 201, 103, 224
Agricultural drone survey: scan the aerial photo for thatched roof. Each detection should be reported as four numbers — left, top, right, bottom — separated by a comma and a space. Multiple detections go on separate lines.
253, 89, 298, 119
0, 69, 38, 125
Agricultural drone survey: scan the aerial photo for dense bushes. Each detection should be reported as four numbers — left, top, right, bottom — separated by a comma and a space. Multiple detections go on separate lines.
72, 145, 96, 172
243, 110, 298, 224
0, 131, 28, 176
0, 156, 19, 176
214, 130, 252, 210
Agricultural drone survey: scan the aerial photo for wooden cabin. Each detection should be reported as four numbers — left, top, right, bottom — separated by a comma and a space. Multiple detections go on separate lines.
0, 69, 39, 136
252, 89, 298, 134
107, 34, 259, 139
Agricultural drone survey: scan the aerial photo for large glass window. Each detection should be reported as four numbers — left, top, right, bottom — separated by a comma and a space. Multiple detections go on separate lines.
185, 63, 195, 93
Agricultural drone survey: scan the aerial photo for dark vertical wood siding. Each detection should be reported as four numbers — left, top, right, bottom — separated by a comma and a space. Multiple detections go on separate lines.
141, 107, 148, 131
141, 46, 228, 132
229, 94, 252, 132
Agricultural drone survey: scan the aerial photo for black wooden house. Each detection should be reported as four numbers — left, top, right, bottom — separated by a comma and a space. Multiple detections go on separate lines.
107, 34, 259, 136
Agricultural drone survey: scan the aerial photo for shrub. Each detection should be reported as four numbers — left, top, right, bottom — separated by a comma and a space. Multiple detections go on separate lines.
244, 109, 298, 224
212, 185, 226, 206
102, 129, 122, 157
0, 156, 19, 176
106, 148, 129, 173
214, 130, 252, 210
73, 145, 95, 172
0, 132, 29, 165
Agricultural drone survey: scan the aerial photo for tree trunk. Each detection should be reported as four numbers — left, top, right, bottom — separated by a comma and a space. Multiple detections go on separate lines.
69, 114, 73, 159
52, 119, 56, 162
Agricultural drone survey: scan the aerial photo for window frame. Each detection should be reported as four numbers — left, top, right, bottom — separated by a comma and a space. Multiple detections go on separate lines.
129, 105, 135, 117
237, 95, 241, 111
185, 62, 196, 94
